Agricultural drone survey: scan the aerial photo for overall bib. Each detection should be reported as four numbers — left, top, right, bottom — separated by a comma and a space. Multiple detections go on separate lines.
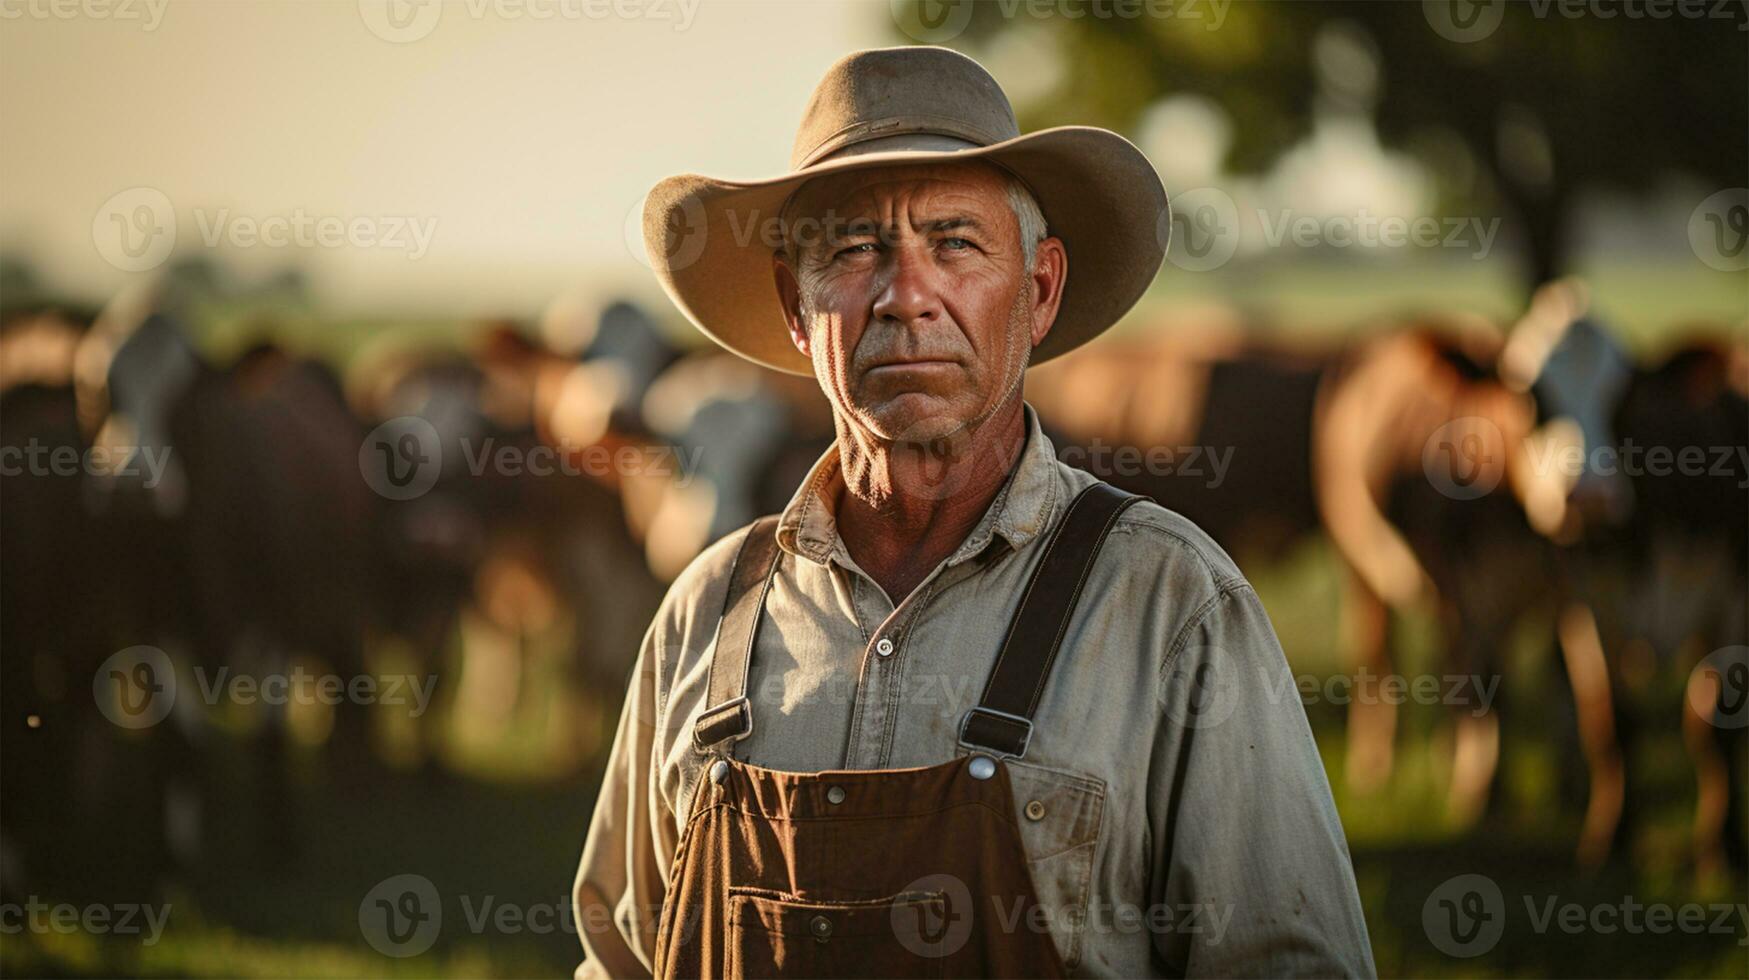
654, 483, 1141, 979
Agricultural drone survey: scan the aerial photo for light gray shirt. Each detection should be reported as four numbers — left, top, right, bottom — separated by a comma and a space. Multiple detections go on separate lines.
572, 404, 1376, 978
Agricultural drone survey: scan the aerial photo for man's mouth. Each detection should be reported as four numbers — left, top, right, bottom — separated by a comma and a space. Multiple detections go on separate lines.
866, 359, 957, 374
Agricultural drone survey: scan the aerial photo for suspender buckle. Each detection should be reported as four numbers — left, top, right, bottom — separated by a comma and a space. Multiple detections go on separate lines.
957, 706, 1034, 759
692, 696, 753, 750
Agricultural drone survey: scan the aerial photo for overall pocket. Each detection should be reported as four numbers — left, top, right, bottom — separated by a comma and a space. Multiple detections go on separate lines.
956, 752, 1107, 970
726, 888, 949, 979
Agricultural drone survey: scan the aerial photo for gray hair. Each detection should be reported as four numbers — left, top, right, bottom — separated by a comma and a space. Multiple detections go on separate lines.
1005, 174, 1048, 270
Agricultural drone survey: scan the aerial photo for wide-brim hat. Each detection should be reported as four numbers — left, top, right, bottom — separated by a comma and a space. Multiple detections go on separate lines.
642, 46, 1170, 376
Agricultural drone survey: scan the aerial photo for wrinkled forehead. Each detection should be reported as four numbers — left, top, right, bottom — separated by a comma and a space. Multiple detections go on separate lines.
783, 159, 1014, 223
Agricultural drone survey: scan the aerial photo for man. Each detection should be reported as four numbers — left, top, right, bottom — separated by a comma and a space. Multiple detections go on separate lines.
573, 46, 1375, 978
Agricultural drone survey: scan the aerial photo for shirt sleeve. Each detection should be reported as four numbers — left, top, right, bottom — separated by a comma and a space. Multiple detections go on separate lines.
1148, 585, 1377, 978
573, 625, 674, 980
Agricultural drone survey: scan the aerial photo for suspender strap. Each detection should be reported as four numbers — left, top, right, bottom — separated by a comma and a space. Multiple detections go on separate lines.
692, 515, 783, 750
959, 482, 1142, 758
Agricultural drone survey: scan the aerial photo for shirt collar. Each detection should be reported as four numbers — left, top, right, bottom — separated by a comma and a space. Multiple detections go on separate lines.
775, 403, 1063, 569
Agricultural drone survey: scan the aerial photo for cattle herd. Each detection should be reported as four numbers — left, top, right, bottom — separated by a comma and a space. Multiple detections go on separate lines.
0, 272, 1743, 903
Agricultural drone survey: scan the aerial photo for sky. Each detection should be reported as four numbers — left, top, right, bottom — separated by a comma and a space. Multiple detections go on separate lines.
1, 0, 890, 316
3, 0, 1740, 336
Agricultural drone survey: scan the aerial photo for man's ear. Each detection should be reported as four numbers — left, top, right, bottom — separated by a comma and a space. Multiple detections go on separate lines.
1028, 236, 1068, 349
773, 254, 810, 358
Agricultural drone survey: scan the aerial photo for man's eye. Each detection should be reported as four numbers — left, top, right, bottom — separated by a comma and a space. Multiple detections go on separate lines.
940, 237, 972, 250
835, 242, 877, 259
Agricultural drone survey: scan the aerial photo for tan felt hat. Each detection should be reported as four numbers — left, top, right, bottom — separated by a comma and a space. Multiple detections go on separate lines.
642, 45, 1170, 376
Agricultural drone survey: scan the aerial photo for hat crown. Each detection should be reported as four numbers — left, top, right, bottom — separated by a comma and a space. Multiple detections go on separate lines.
789, 46, 1020, 170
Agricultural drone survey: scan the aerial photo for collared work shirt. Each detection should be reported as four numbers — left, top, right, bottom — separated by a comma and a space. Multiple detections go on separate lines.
573, 405, 1375, 978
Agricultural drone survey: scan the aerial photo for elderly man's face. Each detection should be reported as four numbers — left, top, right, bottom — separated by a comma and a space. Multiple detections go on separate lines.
774, 162, 1065, 444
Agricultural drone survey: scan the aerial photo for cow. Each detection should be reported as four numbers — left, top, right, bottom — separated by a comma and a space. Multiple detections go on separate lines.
1029, 311, 1551, 825
1505, 283, 1748, 871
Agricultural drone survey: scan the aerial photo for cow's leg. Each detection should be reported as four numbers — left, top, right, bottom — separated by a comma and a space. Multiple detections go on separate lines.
1683, 661, 1728, 879
1558, 602, 1625, 868
1684, 655, 1748, 879
1447, 611, 1502, 826
1448, 712, 1500, 826
1342, 567, 1395, 793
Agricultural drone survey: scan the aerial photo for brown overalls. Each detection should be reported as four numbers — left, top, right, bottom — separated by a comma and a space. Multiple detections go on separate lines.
654, 484, 1141, 979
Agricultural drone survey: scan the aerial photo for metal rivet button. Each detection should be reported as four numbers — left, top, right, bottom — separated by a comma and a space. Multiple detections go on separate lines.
710, 760, 729, 785
826, 785, 846, 804
1024, 799, 1046, 821
875, 637, 895, 657
809, 914, 833, 941
968, 754, 996, 780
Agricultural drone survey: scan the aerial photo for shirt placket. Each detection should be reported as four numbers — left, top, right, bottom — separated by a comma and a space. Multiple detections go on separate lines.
836, 549, 1002, 769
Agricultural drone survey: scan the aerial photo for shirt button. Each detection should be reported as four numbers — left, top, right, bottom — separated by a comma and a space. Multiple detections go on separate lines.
968, 755, 997, 780
709, 760, 729, 785
809, 914, 833, 941
826, 785, 846, 804
875, 637, 895, 657
1024, 799, 1046, 821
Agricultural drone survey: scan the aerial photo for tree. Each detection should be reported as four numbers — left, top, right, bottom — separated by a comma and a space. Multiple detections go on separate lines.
901, 0, 1747, 293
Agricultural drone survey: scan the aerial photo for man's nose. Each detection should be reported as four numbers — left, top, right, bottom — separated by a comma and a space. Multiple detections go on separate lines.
871, 246, 943, 327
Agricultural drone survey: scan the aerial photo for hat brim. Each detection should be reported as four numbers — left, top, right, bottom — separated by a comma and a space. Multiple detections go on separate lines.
642, 126, 1170, 376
